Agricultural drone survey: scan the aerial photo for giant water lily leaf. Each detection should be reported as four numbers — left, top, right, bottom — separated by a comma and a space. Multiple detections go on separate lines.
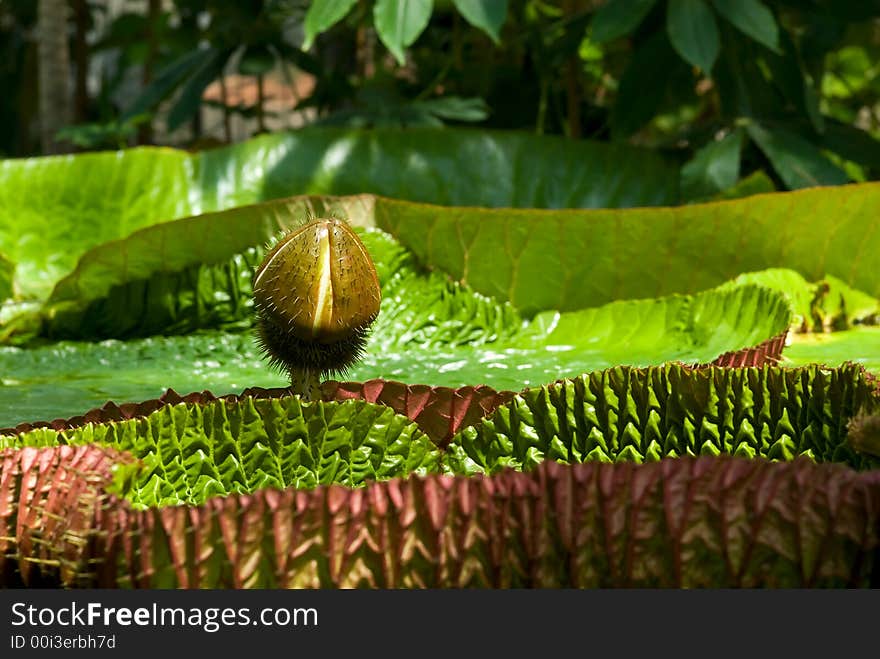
0, 128, 677, 304
1, 397, 440, 508
4, 447, 880, 587
0, 149, 192, 300
0, 228, 792, 428
36, 186, 876, 338
719, 269, 879, 331
376, 184, 880, 314
784, 327, 880, 372
41, 195, 377, 339
445, 363, 879, 475
7, 179, 880, 327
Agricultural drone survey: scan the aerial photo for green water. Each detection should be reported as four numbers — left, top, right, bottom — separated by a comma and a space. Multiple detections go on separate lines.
0, 329, 692, 428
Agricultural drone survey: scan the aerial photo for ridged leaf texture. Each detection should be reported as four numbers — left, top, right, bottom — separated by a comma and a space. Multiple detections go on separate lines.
2, 398, 440, 507
446, 364, 880, 474
3, 449, 880, 588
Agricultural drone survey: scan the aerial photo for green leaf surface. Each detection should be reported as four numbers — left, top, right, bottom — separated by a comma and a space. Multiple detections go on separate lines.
784, 327, 880, 373
719, 269, 879, 332
667, 0, 720, 74
2, 397, 440, 508
373, 0, 433, 65
0, 128, 677, 305
591, 0, 657, 44
710, 169, 775, 200
445, 364, 878, 475
377, 185, 880, 315
451, 0, 507, 43
122, 47, 218, 120
710, 0, 779, 52
411, 96, 489, 122
19, 178, 880, 340
610, 31, 680, 138
680, 129, 744, 200
166, 47, 228, 132
820, 121, 880, 171
302, 0, 358, 50
746, 122, 850, 189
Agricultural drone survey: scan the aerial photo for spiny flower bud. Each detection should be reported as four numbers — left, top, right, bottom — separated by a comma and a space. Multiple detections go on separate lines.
253, 219, 381, 384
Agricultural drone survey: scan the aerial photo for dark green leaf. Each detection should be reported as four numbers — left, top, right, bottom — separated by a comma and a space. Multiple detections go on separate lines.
373, 0, 433, 65
666, 0, 720, 74
610, 32, 679, 138
451, 0, 507, 44
411, 96, 489, 122
238, 46, 275, 76
761, 30, 823, 133
711, 169, 775, 200
166, 48, 228, 133
681, 129, 744, 200
746, 122, 850, 189
820, 121, 880, 171
302, 0, 358, 50
122, 48, 216, 120
590, 0, 657, 44
710, 0, 779, 52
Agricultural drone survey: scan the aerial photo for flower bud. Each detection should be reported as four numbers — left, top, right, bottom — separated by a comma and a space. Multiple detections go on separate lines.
253, 219, 381, 378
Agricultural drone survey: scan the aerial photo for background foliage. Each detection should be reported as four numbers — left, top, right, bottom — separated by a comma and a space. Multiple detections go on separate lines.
3, 0, 880, 199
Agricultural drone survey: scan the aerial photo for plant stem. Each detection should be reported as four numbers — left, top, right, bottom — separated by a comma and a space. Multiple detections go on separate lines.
290, 367, 322, 401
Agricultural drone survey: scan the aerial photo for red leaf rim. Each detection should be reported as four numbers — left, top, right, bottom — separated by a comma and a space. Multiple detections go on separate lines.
2, 446, 879, 588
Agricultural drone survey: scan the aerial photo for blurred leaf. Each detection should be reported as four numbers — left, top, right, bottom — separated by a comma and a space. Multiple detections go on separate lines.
710, 0, 779, 53
302, 0, 358, 50
166, 48, 228, 133
55, 114, 151, 150
122, 47, 216, 120
760, 29, 824, 133
590, 0, 657, 44
820, 121, 880, 172
681, 128, 744, 201
374, 0, 433, 65
746, 122, 849, 189
666, 0, 720, 74
238, 46, 275, 76
711, 170, 775, 200
610, 31, 679, 138
451, 0, 507, 44
411, 96, 489, 122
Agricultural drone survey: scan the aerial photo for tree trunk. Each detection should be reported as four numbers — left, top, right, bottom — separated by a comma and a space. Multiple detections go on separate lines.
37, 0, 73, 154
138, 0, 161, 144
72, 0, 89, 124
